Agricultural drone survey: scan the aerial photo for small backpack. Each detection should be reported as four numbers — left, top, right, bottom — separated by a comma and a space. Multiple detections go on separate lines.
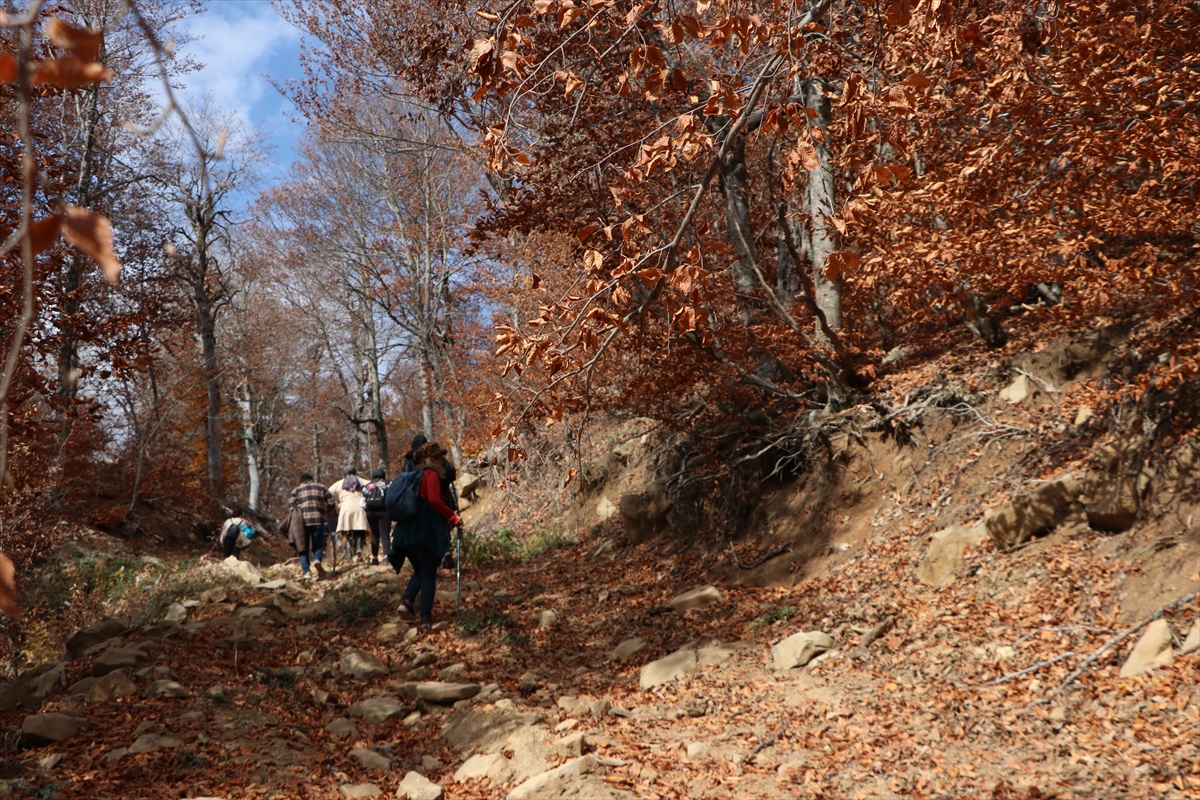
385, 469, 424, 523
361, 480, 387, 512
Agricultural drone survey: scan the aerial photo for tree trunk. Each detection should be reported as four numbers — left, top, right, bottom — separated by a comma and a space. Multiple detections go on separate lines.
237, 381, 261, 511
717, 135, 760, 325
194, 285, 224, 498
803, 78, 842, 331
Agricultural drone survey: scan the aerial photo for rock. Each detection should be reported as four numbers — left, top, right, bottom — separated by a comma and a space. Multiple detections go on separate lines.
137, 665, 172, 681
555, 719, 579, 732
348, 747, 391, 771
506, 755, 600, 800
145, 680, 189, 700
454, 752, 512, 783
340, 784, 382, 799
87, 670, 138, 702
533, 609, 559, 628
347, 696, 405, 724
1074, 406, 1095, 427
412, 653, 438, 668
164, 603, 189, 624
34, 662, 68, 701
669, 586, 721, 612
1049, 706, 1067, 722
105, 747, 127, 762
21, 713, 83, 746
325, 718, 358, 739
65, 618, 126, 659
915, 524, 990, 586
679, 698, 709, 717
403, 628, 420, 642
696, 644, 734, 666
1085, 474, 1144, 533
220, 556, 263, 585
608, 705, 632, 718
128, 733, 182, 754
606, 638, 646, 662
402, 711, 421, 726
1182, 620, 1200, 656
437, 663, 466, 681
999, 374, 1031, 404
518, 672, 539, 694
377, 623, 408, 642
777, 758, 807, 782
984, 474, 1082, 551
1120, 619, 1176, 677
686, 742, 711, 761
68, 677, 99, 697
412, 682, 481, 704
552, 731, 585, 757
619, 482, 672, 544
455, 471, 481, 501
639, 647, 698, 690
421, 755, 442, 771
398, 771, 443, 800
595, 497, 617, 520
206, 685, 229, 701
260, 579, 287, 590
771, 631, 835, 670
92, 647, 149, 678
200, 587, 228, 604
556, 696, 591, 716
340, 650, 389, 679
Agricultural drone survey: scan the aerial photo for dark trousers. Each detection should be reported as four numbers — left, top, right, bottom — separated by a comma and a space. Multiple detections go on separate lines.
390, 546, 438, 620
367, 513, 391, 559
222, 536, 238, 558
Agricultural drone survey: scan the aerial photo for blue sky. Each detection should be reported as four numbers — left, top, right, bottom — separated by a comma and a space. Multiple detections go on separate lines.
173, 0, 307, 189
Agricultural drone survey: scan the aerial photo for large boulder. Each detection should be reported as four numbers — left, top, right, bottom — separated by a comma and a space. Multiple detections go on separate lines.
87, 670, 138, 702
639, 646, 698, 690
506, 756, 609, 800
65, 618, 126, 659
34, 662, 68, 701
219, 556, 263, 585
771, 631, 834, 670
92, 647, 149, 678
916, 524, 989, 586
984, 474, 1081, 551
619, 482, 672, 544
398, 771, 443, 800
22, 713, 85, 746
669, 586, 721, 612
1120, 619, 1175, 677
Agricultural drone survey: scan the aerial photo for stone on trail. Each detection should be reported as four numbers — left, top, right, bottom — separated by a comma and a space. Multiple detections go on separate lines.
412, 653, 438, 668
639, 646, 698, 690
38, 753, 64, 770
533, 609, 559, 628
686, 742, 711, 761
259, 579, 286, 590
984, 474, 1081, 551
1182, 620, 1200, 656
398, 771, 443, 800
164, 603, 189, 624
200, 587, 228, 604
92, 647, 149, 678
1120, 619, 1176, 677
68, 677, 99, 697
556, 696, 591, 717
606, 638, 646, 662
506, 755, 606, 800
403, 682, 480, 704
771, 631, 835, 670
347, 696, 405, 724
454, 752, 512, 784
325, 718, 358, 739
915, 524, 990, 586
669, 586, 722, 612
21, 713, 84, 746
65, 618, 126, 659
999, 374, 1031, 405
421, 755, 442, 771
34, 662, 68, 701
552, 731, 585, 757
376, 622, 408, 642
437, 663, 467, 681
145, 680, 189, 700
87, 670, 138, 702
220, 556, 264, 585
348, 747, 391, 771
340, 784, 382, 799
105, 747, 127, 763
128, 733, 182, 754
340, 649, 389, 679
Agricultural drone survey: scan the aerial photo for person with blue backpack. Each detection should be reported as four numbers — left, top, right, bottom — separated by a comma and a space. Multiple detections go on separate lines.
361, 467, 391, 566
387, 441, 462, 631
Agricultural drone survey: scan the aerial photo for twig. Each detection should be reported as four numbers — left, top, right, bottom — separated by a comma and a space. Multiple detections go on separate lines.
752, 719, 787, 755
850, 615, 895, 659
1035, 592, 1196, 704
1012, 625, 1112, 649
982, 652, 1075, 686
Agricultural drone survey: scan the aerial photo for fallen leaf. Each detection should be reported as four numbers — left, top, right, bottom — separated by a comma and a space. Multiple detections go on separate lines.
62, 206, 121, 283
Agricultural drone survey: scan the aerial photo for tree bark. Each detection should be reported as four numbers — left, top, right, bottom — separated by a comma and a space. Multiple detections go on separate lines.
803, 78, 842, 331
236, 381, 261, 511
717, 134, 760, 325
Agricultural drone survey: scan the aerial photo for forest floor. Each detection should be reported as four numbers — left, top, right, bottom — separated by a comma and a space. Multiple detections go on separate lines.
1, 511, 1197, 800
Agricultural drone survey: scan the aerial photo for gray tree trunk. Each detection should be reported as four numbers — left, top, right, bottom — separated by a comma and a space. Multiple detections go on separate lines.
803, 78, 843, 331
717, 135, 760, 325
236, 381, 261, 511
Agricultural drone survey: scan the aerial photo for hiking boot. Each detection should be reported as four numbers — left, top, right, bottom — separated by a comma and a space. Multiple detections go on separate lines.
418, 617, 433, 632
371, 557, 379, 566
313, 560, 326, 580
398, 600, 415, 620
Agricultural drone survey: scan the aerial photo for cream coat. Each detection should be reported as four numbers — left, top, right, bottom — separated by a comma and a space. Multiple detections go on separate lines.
329, 480, 370, 532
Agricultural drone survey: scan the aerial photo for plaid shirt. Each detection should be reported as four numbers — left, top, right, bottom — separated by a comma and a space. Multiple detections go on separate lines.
290, 481, 334, 526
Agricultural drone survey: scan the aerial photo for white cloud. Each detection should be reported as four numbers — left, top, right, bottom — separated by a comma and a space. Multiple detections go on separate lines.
175, 1, 301, 145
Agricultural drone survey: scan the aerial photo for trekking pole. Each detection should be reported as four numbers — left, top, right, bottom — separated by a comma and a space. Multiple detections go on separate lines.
455, 525, 463, 623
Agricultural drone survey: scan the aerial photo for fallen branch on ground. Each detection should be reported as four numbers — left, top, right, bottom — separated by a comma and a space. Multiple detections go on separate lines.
982, 652, 1075, 687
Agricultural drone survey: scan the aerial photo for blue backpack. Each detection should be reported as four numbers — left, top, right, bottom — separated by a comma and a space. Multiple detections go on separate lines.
385, 469, 424, 523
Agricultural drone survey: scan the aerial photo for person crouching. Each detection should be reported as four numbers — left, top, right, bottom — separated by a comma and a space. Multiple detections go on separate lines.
389, 441, 461, 631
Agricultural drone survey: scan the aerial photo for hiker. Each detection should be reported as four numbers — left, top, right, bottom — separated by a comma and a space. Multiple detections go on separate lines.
362, 467, 391, 566
389, 441, 462, 630
288, 472, 334, 580
330, 466, 370, 563
403, 433, 459, 508
219, 516, 256, 559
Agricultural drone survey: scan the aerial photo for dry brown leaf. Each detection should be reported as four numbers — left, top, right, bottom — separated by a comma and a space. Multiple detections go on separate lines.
29, 215, 64, 253
63, 205, 121, 283
32, 56, 113, 88
45, 18, 103, 62
0, 53, 17, 83
0, 554, 17, 618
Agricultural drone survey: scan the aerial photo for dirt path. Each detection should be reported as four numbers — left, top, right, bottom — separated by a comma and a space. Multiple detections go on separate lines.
2, 523, 1197, 800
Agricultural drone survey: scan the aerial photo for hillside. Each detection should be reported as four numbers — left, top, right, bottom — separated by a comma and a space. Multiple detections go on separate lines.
0, 314, 1197, 800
